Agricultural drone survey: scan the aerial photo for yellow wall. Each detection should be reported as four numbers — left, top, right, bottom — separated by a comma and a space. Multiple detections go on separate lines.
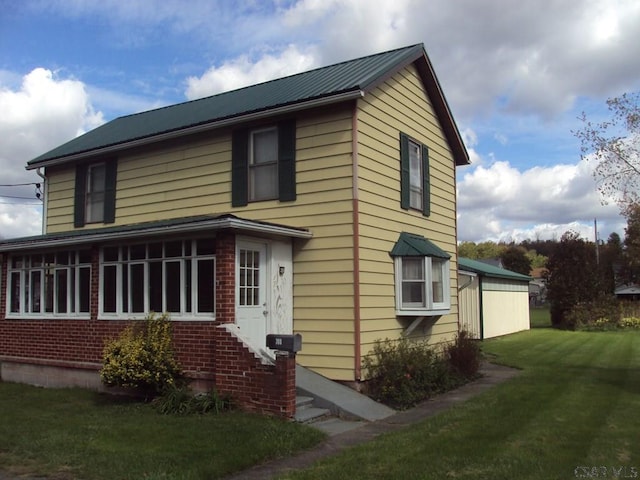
355, 63, 460, 363
43, 63, 462, 382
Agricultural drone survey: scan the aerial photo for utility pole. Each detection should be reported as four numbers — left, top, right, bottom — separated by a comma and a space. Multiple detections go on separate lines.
594, 218, 600, 265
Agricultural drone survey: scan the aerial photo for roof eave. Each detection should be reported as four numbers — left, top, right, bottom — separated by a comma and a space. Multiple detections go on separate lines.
414, 52, 470, 167
0, 217, 312, 253
26, 90, 365, 170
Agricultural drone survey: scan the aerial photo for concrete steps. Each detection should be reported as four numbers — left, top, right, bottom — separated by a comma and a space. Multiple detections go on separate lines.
294, 395, 331, 424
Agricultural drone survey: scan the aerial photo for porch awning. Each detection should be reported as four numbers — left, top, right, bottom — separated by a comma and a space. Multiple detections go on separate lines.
0, 214, 312, 252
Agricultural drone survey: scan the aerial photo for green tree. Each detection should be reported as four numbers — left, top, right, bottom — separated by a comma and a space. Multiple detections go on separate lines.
500, 246, 532, 275
622, 204, 640, 284
575, 91, 640, 209
545, 231, 604, 327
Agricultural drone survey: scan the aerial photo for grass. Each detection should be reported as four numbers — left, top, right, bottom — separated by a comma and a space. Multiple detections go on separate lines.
529, 305, 551, 328
280, 328, 640, 480
0, 385, 325, 479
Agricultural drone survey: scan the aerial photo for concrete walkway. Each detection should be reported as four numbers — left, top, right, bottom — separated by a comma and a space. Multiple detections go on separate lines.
224, 362, 520, 480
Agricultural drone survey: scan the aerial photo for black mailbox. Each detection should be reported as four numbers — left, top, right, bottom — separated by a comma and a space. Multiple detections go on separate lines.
266, 333, 302, 353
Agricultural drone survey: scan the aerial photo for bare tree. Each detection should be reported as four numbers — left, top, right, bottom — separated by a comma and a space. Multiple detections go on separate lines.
574, 92, 640, 209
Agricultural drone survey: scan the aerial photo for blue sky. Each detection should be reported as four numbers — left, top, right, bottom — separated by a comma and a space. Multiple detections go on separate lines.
1, 0, 639, 243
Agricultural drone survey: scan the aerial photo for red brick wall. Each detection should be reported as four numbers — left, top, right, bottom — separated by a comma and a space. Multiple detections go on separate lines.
214, 324, 296, 418
0, 319, 216, 378
215, 232, 235, 324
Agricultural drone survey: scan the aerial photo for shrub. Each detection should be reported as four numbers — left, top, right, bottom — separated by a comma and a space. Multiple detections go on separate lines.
362, 337, 453, 410
445, 330, 481, 379
101, 312, 182, 397
153, 385, 233, 415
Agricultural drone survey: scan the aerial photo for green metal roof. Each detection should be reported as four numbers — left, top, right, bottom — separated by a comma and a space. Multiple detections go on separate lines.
27, 44, 469, 168
390, 232, 451, 259
458, 257, 532, 282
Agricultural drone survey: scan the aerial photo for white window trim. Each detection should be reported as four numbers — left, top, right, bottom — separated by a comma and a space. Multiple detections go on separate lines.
408, 138, 423, 211
6, 252, 91, 319
394, 256, 451, 316
98, 240, 216, 320
85, 162, 106, 224
248, 126, 278, 202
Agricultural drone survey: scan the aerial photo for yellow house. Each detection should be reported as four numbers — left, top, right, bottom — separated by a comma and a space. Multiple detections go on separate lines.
0, 44, 469, 395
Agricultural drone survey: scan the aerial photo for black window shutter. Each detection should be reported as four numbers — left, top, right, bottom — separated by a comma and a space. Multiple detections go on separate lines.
278, 119, 296, 202
231, 128, 249, 207
103, 159, 117, 223
74, 164, 87, 227
421, 144, 430, 216
399, 133, 410, 210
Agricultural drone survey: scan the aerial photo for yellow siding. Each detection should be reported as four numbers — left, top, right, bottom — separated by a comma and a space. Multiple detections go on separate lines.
356, 63, 460, 362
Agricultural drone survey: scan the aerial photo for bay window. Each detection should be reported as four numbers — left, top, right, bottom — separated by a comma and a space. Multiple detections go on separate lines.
391, 232, 451, 316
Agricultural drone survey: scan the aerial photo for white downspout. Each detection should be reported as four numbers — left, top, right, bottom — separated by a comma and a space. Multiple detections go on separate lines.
36, 168, 47, 234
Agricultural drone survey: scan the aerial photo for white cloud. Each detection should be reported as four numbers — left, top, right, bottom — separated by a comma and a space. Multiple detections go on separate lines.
456, 160, 625, 242
0, 68, 104, 238
0, 204, 43, 240
185, 44, 318, 99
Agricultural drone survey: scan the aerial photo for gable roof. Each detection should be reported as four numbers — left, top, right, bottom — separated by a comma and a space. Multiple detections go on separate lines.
390, 232, 451, 259
459, 257, 532, 282
27, 44, 469, 169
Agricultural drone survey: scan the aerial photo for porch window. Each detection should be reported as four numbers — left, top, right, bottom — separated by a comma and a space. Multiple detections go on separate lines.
7, 250, 91, 317
100, 238, 216, 318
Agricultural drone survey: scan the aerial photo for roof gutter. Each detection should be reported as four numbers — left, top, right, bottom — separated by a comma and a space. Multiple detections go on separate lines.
27, 90, 366, 170
0, 217, 312, 253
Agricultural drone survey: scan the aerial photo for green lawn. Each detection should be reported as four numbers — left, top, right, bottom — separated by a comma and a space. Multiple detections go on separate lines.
281, 328, 640, 480
529, 305, 551, 328
0, 385, 325, 479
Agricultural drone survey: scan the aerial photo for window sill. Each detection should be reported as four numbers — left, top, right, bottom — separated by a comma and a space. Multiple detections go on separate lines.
396, 308, 451, 317
4, 315, 92, 320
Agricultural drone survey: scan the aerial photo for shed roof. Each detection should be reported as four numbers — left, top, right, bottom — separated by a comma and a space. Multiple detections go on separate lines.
27, 44, 469, 169
459, 257, 532, 282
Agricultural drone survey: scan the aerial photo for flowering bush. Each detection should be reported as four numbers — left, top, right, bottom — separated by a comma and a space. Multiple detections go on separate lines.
101, 312, 182, 396
619, 316, 640, 329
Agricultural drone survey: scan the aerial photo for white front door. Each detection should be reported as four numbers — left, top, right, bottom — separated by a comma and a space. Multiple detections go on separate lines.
236, 240, 268, 350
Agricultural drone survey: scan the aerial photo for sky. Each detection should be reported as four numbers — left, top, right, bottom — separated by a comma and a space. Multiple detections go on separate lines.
1, 0, 639, 244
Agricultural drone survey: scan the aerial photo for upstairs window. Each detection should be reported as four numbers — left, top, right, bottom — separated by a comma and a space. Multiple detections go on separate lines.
249, 127, 279, 201
400, 133, 430, 216
86, 163, 106, 223
232, 119, 296, 206
74, 159, 117, 227
390, 232, 451, 316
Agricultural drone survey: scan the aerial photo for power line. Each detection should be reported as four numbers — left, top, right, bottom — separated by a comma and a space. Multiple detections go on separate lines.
0, 194, 40, 200
0, 182, 40, 187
